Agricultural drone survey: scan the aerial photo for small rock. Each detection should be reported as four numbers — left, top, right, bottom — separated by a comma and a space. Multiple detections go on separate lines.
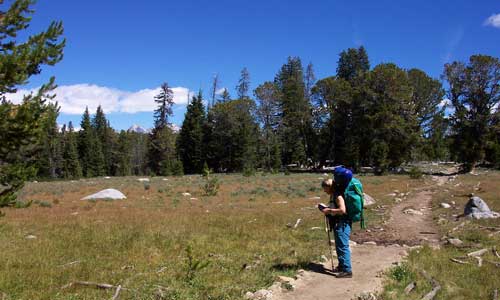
277, 276, 295, 283
137, 178, 150, 182
357, 292, 378, 300
71, 212, 79, 216
253, 289, 272, 300
297, 269, 306, 276
309, 196, 321, 200
403, 209, 423, 216
447, 238, 463, 246
349, 240, 357, 247
190, 197, 198, 200
387, 193, 397, 197
363, 193, 376, 207
244, 292, 254, 299
440, 203, 451, 209
363, 241, 377, 246
162, 178, 169, 181
182, 192, 191, 197
310, 227, 322, 230
451, 201, 456, 205
395, 198, 403, 203
25, 235, 37, 239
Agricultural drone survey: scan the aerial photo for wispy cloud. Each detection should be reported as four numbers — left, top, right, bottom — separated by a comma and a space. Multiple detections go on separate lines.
484, 13, 500, 28
442, 28, 464, 64
7, 84, 193, 115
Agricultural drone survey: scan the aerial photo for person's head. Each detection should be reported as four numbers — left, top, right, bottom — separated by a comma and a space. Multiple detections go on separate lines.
321, 179, 334, 195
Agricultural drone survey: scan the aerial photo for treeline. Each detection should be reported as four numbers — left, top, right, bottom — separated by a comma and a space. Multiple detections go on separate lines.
35, 48, 500, 179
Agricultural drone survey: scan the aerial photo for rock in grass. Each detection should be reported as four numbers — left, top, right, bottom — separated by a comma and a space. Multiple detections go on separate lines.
81, 189, 126, 200
363, 193, 376, 207
137, 178, 150, 182
440, 203, 451, 209
464, 196, 500, 219
357, 292, 378, 300
25, 235, 37, 239
403, 209, 423, 216
447, 238, 463, 246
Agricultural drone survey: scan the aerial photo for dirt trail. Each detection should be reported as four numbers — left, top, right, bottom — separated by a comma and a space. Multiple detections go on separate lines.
269, 180, 442, 300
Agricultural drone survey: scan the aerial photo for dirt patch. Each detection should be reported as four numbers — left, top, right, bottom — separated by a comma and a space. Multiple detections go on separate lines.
273, 245, 405, 300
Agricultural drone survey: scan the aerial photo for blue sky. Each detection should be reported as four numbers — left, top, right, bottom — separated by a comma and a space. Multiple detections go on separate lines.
9, 0, 500, 130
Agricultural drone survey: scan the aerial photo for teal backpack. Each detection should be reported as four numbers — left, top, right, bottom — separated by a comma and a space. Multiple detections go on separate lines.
344, 178, 366, 229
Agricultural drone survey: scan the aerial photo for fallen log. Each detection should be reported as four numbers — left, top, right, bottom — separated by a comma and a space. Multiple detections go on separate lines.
494, 247, 500, 259
419, 270, 441, 300
110, 285, 122, 300
450, 258, 469, 265
404, 282, 416, 294
467, 249, 488, 257
62, 281, 116, 290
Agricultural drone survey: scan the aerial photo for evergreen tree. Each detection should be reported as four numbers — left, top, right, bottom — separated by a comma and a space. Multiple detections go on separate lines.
236, 67, 250, 99
336, 46, 370, 83
0, 0, 65, 206
366, 63, 418, 173
92, 105, 113, 174
78, 107, 104, 177
254, 82, 282, 170
115, 130, 132, 176
205, 99, 259, 172
407, 68, 446, 160
218, 88, 231, 103
148, 82, 176, 175
178, 90, 206, 174
62, 122, 82, 178
35, 103, 62, 178
443, 55, 500, 171
210, 73, 220, 107
274, 57, 312, 166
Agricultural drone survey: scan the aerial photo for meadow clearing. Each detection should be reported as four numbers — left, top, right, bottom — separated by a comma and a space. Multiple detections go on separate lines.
0, 171, 499, 299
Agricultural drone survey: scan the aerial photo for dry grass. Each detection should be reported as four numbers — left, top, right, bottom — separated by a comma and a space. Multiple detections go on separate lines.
0, 173, 425, 299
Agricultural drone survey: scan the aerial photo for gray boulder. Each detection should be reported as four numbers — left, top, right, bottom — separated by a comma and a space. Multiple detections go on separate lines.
464, 196, 500, 219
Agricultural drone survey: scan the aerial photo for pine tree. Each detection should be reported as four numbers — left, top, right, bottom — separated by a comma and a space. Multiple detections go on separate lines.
236, 67, 250, 99
443, 55, 500, 171
148, 82, 176, 175
274, 57, 312, 166
210, 73, 220, 107
62, 122, 82, 178
178, 90, 206, 174
0, 0, 65, 206
78, 107, 104, 177
336, 46, 370, 83
254, 82, 282, 170
115, 130, 132, 176
218, 88, 231, 103
92, 105, 113, 174
35, 103, 62, 178
366, 63, 418, 173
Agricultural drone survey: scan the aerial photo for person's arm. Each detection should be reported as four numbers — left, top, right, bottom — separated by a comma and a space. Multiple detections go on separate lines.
322, 196, 346, 216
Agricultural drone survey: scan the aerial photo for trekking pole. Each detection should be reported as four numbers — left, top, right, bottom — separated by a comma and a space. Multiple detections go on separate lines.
324, 216, 335, 271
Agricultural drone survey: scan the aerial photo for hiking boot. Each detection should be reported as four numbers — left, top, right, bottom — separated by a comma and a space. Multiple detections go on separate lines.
335, 271, 353, 278
331, 266, 343, 273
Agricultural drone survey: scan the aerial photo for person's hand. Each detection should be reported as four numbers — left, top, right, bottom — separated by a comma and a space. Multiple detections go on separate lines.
322, 208, 332, 215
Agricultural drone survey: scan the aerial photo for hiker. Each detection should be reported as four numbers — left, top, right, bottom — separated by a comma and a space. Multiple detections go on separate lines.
320, 177, 353, 278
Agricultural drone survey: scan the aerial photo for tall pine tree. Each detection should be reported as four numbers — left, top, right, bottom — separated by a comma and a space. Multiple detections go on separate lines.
148, 82, 177, 175
177, 91, 206, 174
0, 0, 65, 206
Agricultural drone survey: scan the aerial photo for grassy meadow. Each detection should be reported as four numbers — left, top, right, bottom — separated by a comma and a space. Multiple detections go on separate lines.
0, 172, 419, 300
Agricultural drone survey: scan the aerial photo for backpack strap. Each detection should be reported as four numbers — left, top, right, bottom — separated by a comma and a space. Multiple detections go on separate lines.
353, 182, 366, 229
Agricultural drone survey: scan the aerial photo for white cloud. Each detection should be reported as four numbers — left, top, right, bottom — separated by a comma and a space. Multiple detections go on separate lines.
484, 14, 500, 28
6, 84, 192, 115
